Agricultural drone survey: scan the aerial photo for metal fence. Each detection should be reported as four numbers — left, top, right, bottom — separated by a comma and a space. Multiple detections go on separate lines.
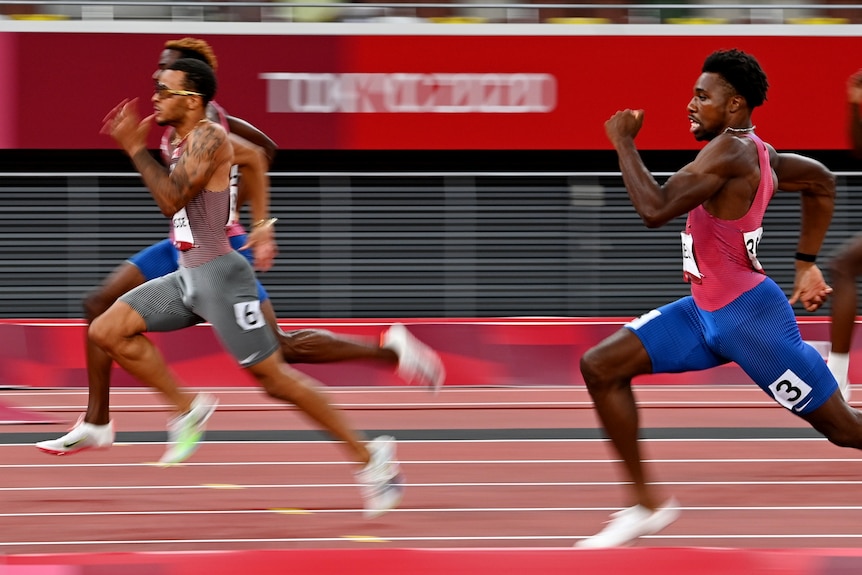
2, 170, 859, 319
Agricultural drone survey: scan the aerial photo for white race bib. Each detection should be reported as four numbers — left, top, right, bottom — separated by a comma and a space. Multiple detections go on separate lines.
226, 164, 240, 226
172, 207, 194, 251
234, 300, 265, 331
768, 369, 814, 412
680, 231, 702, 282
743, 227, 764, 272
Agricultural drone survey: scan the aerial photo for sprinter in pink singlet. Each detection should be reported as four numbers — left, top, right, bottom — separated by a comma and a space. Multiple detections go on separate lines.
576, 49, 862, 548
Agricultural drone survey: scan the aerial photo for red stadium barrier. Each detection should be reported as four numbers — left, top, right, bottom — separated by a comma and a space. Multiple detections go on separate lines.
0, 317, 852, 389
3, 547, 862, 575
0, 29, 856, 151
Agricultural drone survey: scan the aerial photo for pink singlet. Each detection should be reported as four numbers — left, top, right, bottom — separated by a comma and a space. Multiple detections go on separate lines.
682, 133, 776, 312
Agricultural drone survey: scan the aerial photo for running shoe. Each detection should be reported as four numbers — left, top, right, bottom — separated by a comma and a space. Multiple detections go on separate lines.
575, 498, 680, 548
355, 435, 404, 519
382, 323, 446, 393
159, 392, 218, 465
35, 416, 114, 455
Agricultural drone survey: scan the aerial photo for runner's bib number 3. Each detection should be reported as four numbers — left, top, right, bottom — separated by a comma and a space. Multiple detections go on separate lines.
768, 369, 813, 412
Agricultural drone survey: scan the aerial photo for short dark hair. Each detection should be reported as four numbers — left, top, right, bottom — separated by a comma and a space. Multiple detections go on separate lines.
167, 58, 217, 105
702, 49, 769, 109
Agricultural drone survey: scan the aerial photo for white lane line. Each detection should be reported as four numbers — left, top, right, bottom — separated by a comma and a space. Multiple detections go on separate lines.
0, 401, 787, 410
2, 455, 859, 466
1, 437, 840, 451
4, 480, 862, 487
3, 505, 862, 518
3, 479, 862, 491
3, 455, 862, 466
5, 534, 862, 548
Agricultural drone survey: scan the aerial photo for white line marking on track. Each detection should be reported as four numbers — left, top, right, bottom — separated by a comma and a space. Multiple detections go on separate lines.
6, 534, 862, 548
4, 452, 862, 466
3, 505, 862, 519
0, 401, 787, 410
2, 456, 861, 467
1, 437, 841, 451
3, 480, 862, 491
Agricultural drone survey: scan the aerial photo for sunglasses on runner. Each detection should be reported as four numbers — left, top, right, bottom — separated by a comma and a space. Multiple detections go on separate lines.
154, 82, 203, 99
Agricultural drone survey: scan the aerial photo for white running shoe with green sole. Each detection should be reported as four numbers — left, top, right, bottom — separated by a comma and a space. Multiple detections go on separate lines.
159, 393, 219, 465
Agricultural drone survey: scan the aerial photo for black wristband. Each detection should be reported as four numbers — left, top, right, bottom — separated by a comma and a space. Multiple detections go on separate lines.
795, 251, 817, 263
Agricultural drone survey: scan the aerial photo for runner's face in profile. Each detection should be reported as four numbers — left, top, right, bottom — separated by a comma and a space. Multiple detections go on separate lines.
152, 70, 195, 127
687, 72, 733, 142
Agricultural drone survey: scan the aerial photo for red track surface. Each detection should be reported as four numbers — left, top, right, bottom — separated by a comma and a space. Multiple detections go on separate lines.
2, 385, 862, 572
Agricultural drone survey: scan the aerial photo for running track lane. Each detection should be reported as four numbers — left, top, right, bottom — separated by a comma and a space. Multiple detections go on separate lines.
1, 385, 862, 574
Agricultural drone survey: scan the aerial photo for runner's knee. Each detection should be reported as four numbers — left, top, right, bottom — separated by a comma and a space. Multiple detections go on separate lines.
580, 348, 613, 392
88, 315, 118, 353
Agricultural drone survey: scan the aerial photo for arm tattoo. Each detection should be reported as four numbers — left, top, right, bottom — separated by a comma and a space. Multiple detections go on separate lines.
130, 148, 180, 216
141, 124, 227, 216
179, 124, 225, 187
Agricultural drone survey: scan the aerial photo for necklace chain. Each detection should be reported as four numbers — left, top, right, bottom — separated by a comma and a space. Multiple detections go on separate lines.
171, 118, 210, 147
724, 125, 756, 134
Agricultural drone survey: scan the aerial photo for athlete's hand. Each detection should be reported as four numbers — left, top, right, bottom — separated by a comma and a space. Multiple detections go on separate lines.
605, 109, 644, 146
789, 262, 832, 312
241, 225, 278, 273
101, 99, 153, 157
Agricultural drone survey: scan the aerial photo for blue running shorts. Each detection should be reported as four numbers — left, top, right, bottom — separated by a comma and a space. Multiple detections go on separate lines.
624, 278, 838, 415
127, 239, 179, 282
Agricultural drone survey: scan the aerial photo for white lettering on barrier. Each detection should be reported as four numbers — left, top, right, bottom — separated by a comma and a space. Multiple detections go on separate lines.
260, 72, 557, 113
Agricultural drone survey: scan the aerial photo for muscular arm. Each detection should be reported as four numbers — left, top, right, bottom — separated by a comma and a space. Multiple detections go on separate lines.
229, 133, 270, 222
605, 110, 736, 228
227, 116, 277, 167
133, 123, 230, 216
229, 133, 278, 272
104, 100, 232, 216
773, 151, 836, 311
773, 152, 836, 256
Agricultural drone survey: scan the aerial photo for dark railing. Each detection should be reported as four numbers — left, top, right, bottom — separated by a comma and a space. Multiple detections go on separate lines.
2, 170, 860, 319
